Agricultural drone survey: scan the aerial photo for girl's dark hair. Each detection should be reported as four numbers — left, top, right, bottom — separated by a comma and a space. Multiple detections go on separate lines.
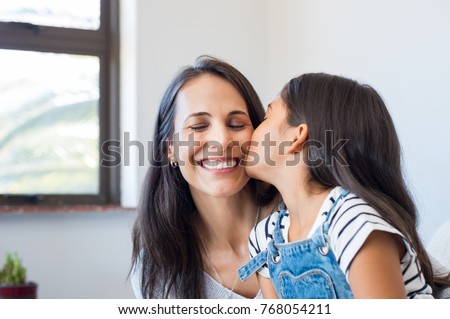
280, 72, 448, 289
131, 56, 276, 298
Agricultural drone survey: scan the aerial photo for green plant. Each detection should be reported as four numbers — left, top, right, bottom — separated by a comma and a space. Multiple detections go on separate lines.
0, 253, 27, 286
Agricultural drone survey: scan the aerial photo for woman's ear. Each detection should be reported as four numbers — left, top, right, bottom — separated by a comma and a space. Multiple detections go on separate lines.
167, 140, 175, 162
167, 140, 180, 168
286, 124, 308, 154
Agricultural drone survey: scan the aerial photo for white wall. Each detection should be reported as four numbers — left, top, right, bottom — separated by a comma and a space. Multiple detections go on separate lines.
266, 0, 450, 242
0, 211, 135, 298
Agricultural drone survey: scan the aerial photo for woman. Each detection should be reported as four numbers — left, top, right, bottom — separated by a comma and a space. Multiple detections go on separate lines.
130, 56, 278, 298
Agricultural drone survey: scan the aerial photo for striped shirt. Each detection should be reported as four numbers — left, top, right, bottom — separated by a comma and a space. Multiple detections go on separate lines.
249, 186, 433, 298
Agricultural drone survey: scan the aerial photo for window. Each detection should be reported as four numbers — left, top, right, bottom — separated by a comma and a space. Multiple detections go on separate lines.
0, 0, 120, 206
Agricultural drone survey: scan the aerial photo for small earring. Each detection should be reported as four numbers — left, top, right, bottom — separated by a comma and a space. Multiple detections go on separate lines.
170, 160, 178, 168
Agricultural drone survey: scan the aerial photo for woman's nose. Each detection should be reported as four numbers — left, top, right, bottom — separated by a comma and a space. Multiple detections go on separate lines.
205, 125, 232, 154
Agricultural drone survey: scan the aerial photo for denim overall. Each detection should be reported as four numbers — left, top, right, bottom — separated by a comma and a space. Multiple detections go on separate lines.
238, 190, 354, 299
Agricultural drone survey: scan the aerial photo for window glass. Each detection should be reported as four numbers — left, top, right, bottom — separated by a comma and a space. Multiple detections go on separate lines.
0, 0, 100, 30
0, 49, 100, 194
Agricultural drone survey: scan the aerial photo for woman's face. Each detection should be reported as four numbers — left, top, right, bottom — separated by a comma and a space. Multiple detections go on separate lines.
245, 97, 293, 186
170, 73, 254, 198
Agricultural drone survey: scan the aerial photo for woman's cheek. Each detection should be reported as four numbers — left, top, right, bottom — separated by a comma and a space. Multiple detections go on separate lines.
173, 131, 201, 164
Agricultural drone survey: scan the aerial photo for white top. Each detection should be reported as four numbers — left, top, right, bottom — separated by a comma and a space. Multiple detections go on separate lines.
248, 186, 433, 299
130, 261, 262, 299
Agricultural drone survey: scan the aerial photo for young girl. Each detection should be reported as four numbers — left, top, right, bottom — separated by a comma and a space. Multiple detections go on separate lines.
238, 72, 449, 298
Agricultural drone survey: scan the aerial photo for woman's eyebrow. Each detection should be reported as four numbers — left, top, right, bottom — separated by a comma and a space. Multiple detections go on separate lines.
184, 110, 248, 122
184, 112, 211, 121
267, 103, 272, 110
228, 110, 249, 116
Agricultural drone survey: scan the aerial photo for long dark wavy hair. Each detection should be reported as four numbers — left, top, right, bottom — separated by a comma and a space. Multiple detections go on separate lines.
131, 56, 276, 298
280, 72, 450, 289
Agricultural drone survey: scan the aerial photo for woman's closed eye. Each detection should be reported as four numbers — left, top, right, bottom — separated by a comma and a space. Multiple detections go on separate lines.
228, 118, 250, 130
229, 123, 246, 130
188, 124, 209, 132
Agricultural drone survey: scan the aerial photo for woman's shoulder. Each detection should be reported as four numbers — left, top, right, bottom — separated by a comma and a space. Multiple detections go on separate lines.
130, 259, 144, 298
130, 255, 173, 299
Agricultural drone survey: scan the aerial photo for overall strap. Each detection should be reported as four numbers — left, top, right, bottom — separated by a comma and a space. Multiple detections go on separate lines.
272, 209, 288, 244
237, 249, 267, 282
238, 210, 287, 282
324, 188, 350, 231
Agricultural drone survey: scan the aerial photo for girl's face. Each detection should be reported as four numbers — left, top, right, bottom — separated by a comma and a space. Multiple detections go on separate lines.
170, 73, 254, 198
245, 97, 295, 186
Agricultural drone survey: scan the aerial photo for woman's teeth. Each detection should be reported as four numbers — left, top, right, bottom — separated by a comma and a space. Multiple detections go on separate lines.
201, 159, 237, 170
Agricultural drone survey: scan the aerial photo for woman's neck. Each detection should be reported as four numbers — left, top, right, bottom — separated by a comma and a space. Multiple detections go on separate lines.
192, 186, 258, 250
192, 186, 262, 298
